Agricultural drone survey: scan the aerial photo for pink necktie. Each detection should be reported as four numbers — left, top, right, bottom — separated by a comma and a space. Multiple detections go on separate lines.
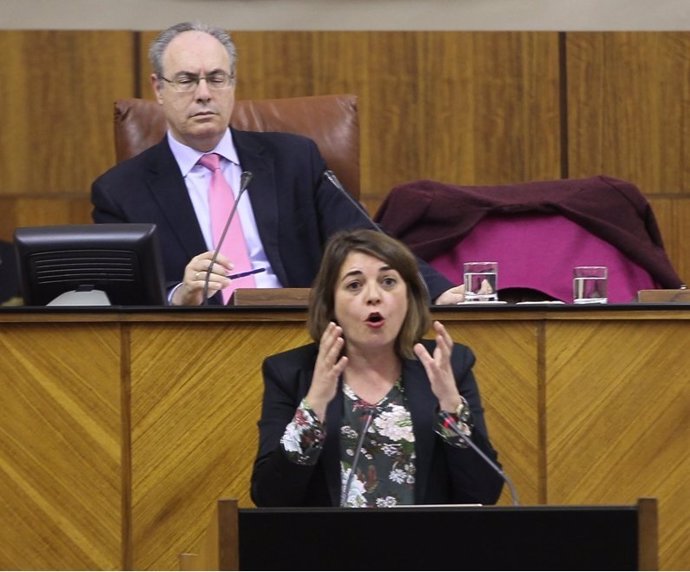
198, 153, 255, 304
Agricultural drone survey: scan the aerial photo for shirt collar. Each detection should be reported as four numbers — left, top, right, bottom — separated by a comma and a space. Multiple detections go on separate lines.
167, 128, 240, 176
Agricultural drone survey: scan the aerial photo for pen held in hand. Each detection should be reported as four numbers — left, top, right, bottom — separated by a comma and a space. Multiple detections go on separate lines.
227, 267, 266, 280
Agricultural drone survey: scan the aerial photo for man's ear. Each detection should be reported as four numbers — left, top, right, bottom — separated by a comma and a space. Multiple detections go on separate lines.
151, 74, 164, 104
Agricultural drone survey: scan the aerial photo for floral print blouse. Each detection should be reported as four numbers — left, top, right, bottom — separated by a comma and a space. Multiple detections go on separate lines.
280, 378, 472, 507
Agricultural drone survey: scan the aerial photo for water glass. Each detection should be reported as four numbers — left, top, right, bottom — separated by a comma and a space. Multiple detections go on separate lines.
463, 261, 498, 302
573, 266, 608, 304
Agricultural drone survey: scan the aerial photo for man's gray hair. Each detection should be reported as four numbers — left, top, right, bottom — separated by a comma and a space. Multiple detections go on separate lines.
149, 21, 238, 83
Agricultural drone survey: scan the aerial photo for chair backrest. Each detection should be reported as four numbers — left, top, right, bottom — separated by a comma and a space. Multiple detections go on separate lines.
114, 94, 360, 198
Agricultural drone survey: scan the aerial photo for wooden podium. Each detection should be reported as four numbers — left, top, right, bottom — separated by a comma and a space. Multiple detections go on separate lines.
181, 498, 658, 571
2, 306, 688, 570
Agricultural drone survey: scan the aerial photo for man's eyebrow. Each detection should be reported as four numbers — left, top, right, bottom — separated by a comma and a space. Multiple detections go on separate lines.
173, 68, 225, 76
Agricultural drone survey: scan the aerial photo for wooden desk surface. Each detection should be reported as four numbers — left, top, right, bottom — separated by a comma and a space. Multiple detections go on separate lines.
1, 305, 687, 570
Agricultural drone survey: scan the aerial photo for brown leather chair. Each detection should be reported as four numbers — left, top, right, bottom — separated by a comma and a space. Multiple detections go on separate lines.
113, 94, 360, 198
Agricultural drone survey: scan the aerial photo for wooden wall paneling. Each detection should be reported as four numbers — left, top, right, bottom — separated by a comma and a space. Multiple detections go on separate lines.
545, 319, 690, 570
0, 323, 122, 570
409, 32, 562, 187
128, 321, 311, 570
0, 196, 19, 243
0, 196, 93, 242
566, 32, 690, 192
647, 197, 690, 286
0, 31, 138, 195
339, 31, 562, 197
234, 31, 321, 99
0, 31, 138, 237
137, 31, 157, 99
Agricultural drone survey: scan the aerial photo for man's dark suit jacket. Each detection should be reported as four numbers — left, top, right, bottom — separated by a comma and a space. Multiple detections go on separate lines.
251, 339, 504, 507
91, 130, 453, 302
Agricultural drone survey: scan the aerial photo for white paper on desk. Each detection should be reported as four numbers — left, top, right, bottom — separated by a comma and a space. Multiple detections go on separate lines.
389, 503, 483, 508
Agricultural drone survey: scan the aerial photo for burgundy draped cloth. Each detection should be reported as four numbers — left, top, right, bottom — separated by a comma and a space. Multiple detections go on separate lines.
374, 175, 683, 291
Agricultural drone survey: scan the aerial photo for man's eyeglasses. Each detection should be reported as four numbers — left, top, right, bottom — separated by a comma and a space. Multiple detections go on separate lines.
158, 71, 234, 92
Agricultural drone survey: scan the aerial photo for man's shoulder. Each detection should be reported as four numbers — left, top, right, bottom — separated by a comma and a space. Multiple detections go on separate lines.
94, 138, 170, 184
232, 128, 318, 151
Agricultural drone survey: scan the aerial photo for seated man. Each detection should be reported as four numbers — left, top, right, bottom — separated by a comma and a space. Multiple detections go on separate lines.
91, 22, 463, 306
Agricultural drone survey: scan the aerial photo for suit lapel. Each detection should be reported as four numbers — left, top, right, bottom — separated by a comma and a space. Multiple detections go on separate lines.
232, 130, 289, 286
146, 139, 207, 261
402, 352, 438, 503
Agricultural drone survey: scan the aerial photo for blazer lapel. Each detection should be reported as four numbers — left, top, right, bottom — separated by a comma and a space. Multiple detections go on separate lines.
232, 130, 289, 286
146, 139, 207, 261
402, 354, 438, 503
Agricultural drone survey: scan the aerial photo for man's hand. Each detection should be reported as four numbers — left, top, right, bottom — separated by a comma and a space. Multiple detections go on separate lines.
434, 284, 466, 305
171, 251, 232, 305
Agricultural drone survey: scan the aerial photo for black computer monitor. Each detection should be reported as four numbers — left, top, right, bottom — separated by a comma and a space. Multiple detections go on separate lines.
13, 223, 167, 306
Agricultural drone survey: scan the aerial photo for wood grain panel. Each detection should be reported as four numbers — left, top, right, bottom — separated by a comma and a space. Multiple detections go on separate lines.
409, 32, 561, 186
2, 309, 687, 569
0, 196, 92, 242
566, 32, 690, 193
236, 31, 562, 199
442, 319, 541, 506
545, 320, 690, 570
128, 322, 311, 570
0, 31, 137, 195
0, 324, 122, 570
647, 197, 690, 285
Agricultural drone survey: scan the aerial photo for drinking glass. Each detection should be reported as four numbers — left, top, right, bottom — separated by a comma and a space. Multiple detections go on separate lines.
463, 261, 498, 302
573, 266, 607, 304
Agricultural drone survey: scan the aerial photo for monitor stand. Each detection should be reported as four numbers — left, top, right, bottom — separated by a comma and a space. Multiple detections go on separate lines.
48, 289, 111, 306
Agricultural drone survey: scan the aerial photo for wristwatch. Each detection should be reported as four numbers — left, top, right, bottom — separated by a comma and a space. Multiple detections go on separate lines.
456, 397, 473, 429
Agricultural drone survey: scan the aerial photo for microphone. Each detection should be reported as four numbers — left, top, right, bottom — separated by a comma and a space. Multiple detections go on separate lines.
439, 410, 520, 506
202, 170, 254, 304
340, 406, 376, 506
323, 169, 384, 233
